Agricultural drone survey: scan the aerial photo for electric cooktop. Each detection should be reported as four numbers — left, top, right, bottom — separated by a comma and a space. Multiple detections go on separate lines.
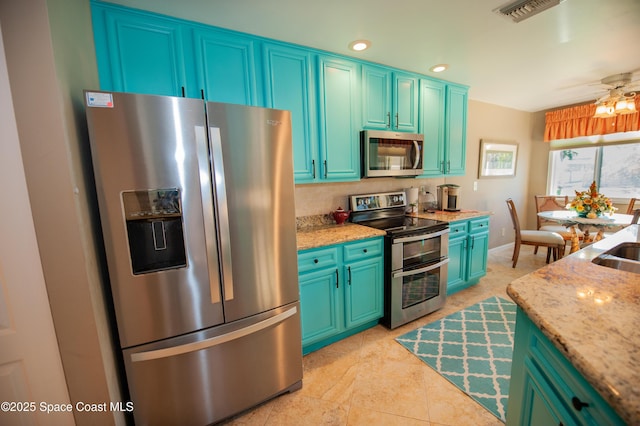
349, 191, 447, 237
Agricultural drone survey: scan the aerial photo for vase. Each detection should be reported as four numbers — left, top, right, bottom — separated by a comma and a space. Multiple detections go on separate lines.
577, 211, 600, 218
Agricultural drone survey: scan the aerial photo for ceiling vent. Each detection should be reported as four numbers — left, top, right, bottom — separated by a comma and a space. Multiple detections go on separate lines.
494, 0, 564, 23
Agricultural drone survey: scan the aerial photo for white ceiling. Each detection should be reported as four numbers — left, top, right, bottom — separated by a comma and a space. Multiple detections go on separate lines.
107, 0, 640, 112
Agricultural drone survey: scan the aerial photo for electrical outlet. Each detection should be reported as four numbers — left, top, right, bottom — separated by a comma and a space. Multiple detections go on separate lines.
473, 181, 478, 191
501, 227, 506, 237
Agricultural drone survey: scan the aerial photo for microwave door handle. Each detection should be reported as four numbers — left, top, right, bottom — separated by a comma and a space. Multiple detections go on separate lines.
209, 126, 234, 302
195, 125, 222, 304
393, 258, 449, 278
412, 140, 421, 169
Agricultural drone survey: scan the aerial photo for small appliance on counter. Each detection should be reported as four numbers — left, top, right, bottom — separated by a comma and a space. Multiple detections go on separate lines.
404, 187, 419, 214
437, 184, 461, 212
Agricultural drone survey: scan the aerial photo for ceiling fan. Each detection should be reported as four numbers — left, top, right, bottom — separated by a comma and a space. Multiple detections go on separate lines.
593, 72, 639, 117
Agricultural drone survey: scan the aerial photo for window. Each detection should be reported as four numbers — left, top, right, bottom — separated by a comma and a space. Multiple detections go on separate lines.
548, 142, 640, 199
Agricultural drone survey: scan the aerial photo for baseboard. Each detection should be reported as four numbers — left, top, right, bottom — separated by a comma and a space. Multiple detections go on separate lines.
489, 242, 514, 253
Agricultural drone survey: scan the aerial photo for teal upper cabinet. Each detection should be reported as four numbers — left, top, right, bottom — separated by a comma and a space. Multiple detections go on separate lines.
362, 65, 390, 129
317, 55, 361, 182
91, 3, 469, 184
362, 65, 418, 132
419, 80, 468, 177
445, 84, 468, 175
192, 28, 259, 104
262, 43, 317, 182
393, 73, 419, 132
419, 79, 446, 176
92, 3, 190, 97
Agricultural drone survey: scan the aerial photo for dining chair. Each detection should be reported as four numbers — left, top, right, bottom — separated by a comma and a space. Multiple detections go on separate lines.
534, 195, 583, 256
626, 198, 637, 215
506, 199, 565, 268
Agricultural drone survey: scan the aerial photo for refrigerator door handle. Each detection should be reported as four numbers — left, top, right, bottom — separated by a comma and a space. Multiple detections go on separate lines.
195, 125, 222, 304
209, 127, 234, 301
130, 306, 298, 362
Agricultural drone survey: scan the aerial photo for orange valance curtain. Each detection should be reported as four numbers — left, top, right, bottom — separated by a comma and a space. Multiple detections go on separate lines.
544, 98, 640, 142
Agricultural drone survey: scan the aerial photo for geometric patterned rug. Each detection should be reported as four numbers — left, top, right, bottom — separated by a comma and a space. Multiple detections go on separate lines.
395, 296, 516, 422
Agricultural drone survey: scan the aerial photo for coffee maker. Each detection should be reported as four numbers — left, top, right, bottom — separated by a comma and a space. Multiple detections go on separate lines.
437, 184, 461, 212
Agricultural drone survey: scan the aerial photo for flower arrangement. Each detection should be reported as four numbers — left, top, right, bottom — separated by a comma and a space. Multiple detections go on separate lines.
567, 181, 616, 218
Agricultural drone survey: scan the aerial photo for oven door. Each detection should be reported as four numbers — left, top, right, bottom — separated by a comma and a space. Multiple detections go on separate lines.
395, 258, 449, 309
384, 228, 449, 329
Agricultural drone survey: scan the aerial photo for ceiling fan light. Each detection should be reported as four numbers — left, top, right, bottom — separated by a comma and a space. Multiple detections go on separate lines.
593, 104, 615, 118
615, 100, 628, 112
617, 101, 637, 115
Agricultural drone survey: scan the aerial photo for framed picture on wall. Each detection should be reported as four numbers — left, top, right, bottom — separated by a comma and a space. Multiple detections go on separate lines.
478, 140, 518, 178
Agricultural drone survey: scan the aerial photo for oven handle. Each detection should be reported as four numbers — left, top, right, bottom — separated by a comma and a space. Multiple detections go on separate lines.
393, 258, 449, 278
393, 227, 449, 244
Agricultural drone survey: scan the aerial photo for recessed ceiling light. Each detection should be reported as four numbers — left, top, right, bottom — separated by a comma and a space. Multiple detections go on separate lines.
349, 40, 371, 52
430, 64, 448, 73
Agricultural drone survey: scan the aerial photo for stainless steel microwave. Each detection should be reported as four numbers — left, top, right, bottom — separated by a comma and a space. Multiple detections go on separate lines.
361, 130, 424, 177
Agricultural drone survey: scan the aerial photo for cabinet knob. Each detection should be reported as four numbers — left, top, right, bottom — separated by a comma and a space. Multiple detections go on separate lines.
314, 259, 319, 264
571, 396, 589, 411
363, 248, 368, 253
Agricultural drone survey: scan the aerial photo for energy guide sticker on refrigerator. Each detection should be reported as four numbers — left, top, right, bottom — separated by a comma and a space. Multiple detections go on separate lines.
84, 90, 303, 425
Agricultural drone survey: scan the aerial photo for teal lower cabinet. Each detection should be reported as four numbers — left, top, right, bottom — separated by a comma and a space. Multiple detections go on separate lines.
446, 216, 489, 295
298, 237, 383, 355
507, 308, 624, 425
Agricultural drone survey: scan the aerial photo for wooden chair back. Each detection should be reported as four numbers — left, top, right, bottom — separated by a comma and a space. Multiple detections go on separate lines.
506, 198, 521, 238
632, 209, 640, 225
535, 195, 569, 230
627, 198, 637, 215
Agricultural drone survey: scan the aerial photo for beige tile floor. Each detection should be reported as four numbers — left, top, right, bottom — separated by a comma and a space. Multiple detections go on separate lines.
225, 244, 552, 426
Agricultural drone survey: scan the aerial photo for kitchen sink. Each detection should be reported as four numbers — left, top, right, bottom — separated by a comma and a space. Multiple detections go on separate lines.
592, 242, 640, 274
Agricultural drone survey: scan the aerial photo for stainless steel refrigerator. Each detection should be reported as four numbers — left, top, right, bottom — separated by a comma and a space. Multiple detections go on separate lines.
84, 90, 302, 425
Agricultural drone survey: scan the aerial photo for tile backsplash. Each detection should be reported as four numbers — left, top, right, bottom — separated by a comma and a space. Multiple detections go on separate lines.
294, 177, 445, 217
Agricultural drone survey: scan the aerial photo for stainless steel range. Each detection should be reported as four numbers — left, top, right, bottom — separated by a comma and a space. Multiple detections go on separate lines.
350, 191, 449, 329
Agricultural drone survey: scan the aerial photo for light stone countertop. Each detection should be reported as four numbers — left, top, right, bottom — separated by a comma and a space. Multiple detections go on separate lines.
295, 210, 490, 251
409, 209, 492, 222
507, 224, 640, 425
296, 223, 386, 251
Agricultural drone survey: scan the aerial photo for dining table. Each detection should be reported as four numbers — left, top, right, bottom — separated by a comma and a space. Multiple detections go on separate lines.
537, 210, 635, 253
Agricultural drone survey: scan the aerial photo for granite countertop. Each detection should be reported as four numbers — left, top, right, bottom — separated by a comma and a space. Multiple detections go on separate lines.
409, 209, 492, 222
507, 224, 640, 424
295, 210, 491, 251
296, 217, 386, 251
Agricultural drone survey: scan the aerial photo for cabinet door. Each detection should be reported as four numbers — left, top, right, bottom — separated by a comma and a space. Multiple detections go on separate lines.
445, 85, 468, 176
92, 5, 189, 97
344, 257, 383, 328
418, 79, 446, 177
299, 267, 342, 347
362, 65, 391, 130
263, 44, 317, 182
467, 232, 489, 281
516, 361, 575, 426
192, 28, 259, 105
317, 56, 360, 181
447, 234, 467, 294
393, 73, 418, 133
